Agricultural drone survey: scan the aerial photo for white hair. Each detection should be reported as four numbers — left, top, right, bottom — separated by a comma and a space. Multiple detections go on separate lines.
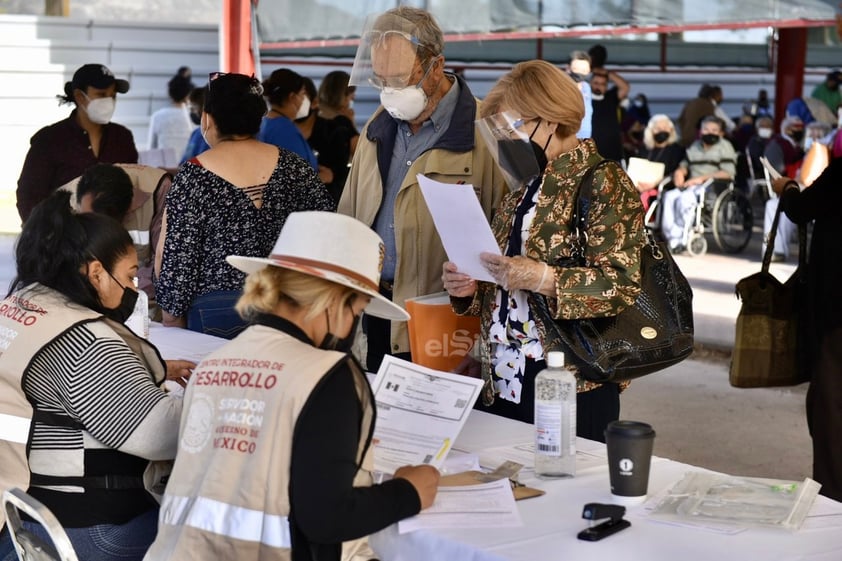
643, 114, 676, 150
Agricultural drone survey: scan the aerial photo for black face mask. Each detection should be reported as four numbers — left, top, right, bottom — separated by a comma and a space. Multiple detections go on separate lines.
789, 130, 805, 142
631, 130, 644, 140
190, 112, 201, 125
100, 268, 139, 323
105, 285, 139, 324
701, 134, 721, 146
497, 139, 541, 184
528, 121, 551, 173
319, 306, 361, 353
653, 131, 670, 144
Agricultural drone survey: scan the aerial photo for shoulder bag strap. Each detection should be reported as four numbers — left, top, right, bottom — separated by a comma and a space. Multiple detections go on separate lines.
569, 159, 615, 263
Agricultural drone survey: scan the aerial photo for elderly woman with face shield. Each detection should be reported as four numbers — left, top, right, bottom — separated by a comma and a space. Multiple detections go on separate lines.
442, 60, 646, 440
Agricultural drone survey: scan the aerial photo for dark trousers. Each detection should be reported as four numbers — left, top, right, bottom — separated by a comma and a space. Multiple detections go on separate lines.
362, 313, 410, 373
807, 328, 842, 502
475, 356, 620, 443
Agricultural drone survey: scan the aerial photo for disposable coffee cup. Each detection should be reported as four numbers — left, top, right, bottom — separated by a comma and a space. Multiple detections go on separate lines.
605, 420, 656, 506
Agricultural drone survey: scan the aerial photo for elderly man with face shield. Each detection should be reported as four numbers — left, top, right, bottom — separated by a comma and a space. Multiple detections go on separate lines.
16, 63, 138, 223
441, 60, 646, 440
339, 6, 507, 373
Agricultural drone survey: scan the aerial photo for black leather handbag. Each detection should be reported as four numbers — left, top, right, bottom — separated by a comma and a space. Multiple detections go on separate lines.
533, 161, 695, 383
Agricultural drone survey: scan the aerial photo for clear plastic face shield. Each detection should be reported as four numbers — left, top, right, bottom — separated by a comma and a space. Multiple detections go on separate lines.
349, 13, 428, 91
476, 111, 542, 190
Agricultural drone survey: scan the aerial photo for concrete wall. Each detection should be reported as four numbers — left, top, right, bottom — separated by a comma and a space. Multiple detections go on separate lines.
0, 15, 218, 233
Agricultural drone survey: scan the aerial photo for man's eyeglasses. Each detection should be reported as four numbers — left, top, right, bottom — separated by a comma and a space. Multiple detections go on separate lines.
368, 57, 436, 91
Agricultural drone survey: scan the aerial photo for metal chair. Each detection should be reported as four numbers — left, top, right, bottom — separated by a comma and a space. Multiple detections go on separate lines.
744, 147, 773, 201
2, 488, 79, 561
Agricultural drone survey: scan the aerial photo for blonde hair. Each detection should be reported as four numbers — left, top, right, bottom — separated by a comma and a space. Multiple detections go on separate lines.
643, 114, 677, 150
236, 267, 357, 322
480, 60, 584, 139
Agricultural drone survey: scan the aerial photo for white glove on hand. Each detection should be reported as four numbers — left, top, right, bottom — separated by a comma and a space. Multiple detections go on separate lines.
480, 253, 549, 293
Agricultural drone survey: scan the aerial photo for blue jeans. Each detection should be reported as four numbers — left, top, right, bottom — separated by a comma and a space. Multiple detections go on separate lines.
0, 508, 158, 561
187, 290, 247, 339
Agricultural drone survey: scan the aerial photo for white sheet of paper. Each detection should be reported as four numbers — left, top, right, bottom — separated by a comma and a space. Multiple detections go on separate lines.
759, 156, 782, 180
371, 356, 483, 474
417, 174, 500, 282
398, 478, 523, 533
626, 157, 666, 187
149, 323, 227, 396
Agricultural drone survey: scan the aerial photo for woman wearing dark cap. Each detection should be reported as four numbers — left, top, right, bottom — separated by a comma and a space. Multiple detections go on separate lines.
147, 67, 196, 157
155, 73, 334, 340
16, 63, 138, 222
258, 68, 319, 169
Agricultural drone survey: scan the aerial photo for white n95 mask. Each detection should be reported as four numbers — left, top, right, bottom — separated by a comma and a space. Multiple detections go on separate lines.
83, 96, 116, 124
295, 96, 311, 120
380, 86, 427, 121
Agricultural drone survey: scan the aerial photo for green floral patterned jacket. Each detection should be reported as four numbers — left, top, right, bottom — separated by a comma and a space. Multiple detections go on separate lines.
453, 139, 646, 390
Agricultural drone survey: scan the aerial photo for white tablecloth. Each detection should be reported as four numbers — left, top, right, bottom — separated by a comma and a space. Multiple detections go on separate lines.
370, 411, 842, 561
147, 326, 842, 561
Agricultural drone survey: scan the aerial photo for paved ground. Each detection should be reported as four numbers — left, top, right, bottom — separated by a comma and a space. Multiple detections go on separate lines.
0, 224, 813, 482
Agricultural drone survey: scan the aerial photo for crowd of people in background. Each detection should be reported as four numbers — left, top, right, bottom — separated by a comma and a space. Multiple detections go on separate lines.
3, 6, 842, 561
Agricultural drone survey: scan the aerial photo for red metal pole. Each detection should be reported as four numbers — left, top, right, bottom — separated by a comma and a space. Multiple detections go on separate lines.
773, 27, 807, 130
221, 0, 256, 75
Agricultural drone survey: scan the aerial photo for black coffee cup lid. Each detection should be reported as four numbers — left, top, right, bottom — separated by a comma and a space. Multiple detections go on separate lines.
605, 420, 655, 438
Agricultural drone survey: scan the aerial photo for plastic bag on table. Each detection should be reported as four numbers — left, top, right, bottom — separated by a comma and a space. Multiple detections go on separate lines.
650, 472, 821, 531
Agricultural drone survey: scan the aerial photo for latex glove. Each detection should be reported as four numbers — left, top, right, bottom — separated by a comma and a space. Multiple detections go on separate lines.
442, 261, 477, 298
480, 253, 549, 292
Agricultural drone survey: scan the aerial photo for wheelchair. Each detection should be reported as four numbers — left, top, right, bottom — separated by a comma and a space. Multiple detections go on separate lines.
644, 177, 754, 256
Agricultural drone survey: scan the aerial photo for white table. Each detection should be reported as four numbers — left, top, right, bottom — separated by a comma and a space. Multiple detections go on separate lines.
148, 326, 842, 561
370, 411, 842, 561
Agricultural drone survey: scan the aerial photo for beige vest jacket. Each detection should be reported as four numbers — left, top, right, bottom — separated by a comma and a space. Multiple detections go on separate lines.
0, 284, 166, 526
147, 325, 374, 561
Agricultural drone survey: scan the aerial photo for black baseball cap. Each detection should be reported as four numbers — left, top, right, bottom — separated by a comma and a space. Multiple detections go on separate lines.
69, 64, 130, 94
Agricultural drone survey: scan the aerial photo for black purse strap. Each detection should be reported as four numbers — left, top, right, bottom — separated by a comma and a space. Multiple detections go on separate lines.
568, 160, 615, 263
762, 188, 807, 275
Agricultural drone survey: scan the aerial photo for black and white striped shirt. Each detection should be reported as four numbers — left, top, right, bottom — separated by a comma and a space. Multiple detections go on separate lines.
24, 320, 182, 525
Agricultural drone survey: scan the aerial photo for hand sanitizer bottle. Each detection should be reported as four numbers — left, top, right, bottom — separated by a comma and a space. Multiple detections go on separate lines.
534, 351, 576, 478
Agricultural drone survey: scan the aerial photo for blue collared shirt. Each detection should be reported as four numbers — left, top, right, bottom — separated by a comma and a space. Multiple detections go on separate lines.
374, 78, 461, 281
